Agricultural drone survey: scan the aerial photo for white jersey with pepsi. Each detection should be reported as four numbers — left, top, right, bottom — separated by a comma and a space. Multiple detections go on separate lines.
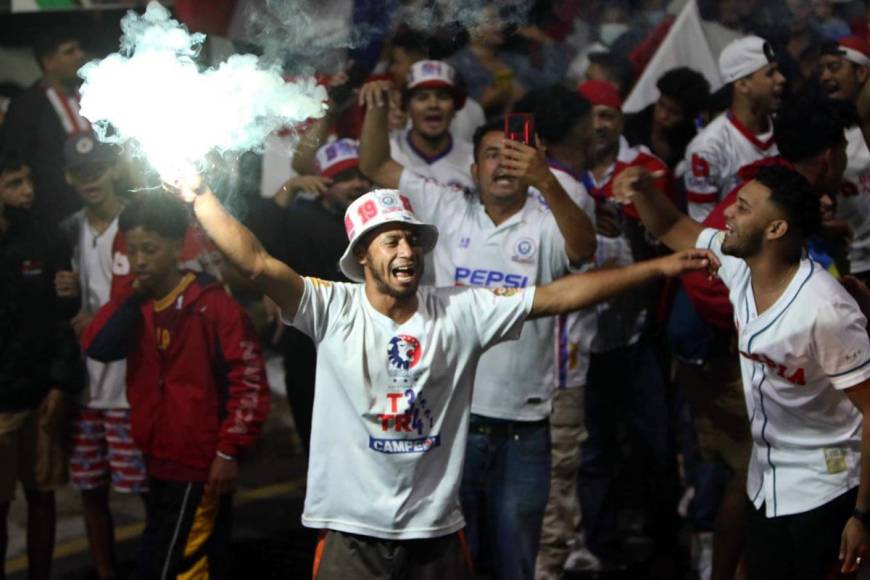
683, 112, 778, 222
698, 228, 870, 517
531, 166, 597, 389
390, 129, 474, 191
399, 170, 571, 419
288, 277, 534, 539
837, 126, 870, 275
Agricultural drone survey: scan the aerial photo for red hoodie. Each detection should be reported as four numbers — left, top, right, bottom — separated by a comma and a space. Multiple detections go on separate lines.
82, 273, 270, 482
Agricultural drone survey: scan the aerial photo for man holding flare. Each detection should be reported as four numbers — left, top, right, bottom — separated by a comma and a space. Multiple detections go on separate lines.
167, 173, 716, 578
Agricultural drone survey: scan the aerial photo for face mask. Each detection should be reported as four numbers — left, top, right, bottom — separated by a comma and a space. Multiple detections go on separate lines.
599, 23, 628, 46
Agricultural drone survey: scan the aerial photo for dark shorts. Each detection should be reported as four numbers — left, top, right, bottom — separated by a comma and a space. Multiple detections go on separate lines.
313, 529, 474, 580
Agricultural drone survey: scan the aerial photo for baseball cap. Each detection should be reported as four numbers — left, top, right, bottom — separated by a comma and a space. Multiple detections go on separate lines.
339, 189, 439, 282
63, 131, 117, 170
314, 138, 360, 179
577, 79, 622, 110
820, 36, 870, 67
405, 60, 467, 110
719, 35, 777, 83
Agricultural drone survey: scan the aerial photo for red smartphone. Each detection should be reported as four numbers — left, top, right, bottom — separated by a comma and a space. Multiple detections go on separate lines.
504, 113, 535, 146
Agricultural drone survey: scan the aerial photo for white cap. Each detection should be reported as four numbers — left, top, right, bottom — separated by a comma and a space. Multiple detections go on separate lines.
314, 138, 359, 178
405, 60, 466, 109
719, 35, 776, 83
339, 189, 439, 282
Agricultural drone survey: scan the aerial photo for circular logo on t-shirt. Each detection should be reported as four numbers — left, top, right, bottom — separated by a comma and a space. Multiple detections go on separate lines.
512, 237, 537, 262
387, 335, 422, 371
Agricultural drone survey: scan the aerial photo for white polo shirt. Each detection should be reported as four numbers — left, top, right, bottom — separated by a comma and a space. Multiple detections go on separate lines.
836, 126, 870, 275
399, 170, 571, 419
390, 130, 474, 191
684, 112, 778, 222
698, 228, 870, 517
288, 277, 534, 539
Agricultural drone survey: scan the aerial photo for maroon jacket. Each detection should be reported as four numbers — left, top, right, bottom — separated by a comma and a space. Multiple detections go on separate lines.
82, 273, 270, 482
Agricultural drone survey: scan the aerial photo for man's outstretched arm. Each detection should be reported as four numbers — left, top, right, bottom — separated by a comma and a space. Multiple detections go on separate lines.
612, 166, 706, 252
358, 80, 404, 189
185, 183, 305, 320
530, 249, 718, 319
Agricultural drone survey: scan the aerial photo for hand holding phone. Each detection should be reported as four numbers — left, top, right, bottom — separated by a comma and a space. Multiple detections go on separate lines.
504, 113, 535, 147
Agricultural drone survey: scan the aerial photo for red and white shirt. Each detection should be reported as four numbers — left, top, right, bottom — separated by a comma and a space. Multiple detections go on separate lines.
683, 111, 778, 222
836, 126, 870, 275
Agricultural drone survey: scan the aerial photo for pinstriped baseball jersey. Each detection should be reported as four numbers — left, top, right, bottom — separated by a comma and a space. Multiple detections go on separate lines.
684, 113, 778, 222
698, 228, 870, 517
836, 126, 870, 275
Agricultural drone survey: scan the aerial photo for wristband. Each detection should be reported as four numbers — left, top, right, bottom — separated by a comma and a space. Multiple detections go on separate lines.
216, 451, 236, 462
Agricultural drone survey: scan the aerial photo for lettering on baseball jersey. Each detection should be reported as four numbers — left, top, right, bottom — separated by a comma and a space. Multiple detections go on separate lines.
739, 351, 806, 386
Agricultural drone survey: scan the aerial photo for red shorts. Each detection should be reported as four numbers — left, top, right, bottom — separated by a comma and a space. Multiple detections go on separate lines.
70, 408, 148, 494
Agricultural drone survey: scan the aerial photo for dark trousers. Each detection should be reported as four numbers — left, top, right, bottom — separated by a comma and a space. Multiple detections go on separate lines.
746, 487, 857, 580
313, 529, 474, 580
577, 341, 679, 560
460, 415, 551, 580
135, 478, 232, 580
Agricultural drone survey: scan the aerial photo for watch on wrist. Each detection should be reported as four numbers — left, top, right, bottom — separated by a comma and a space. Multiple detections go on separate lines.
853, 508, 870, 527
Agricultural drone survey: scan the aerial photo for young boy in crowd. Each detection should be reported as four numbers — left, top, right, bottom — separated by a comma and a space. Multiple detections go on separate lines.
0, 149, 84, 580
82, 192, 270, 579
55, 132, 147, 580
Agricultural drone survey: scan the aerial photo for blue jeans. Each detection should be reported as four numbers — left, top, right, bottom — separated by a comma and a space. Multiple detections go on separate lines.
460, 414, 551, 580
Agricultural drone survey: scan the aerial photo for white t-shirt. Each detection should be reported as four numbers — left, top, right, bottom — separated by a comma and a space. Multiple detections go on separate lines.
288, 277, 534, 539
836, 126, 870, 275
683, 112, 778, 222
77, 215, 128, 409
698, 228, 870, 517
399, 170, 572, 419
390, 130, 474, 191
530, 166, 597, 389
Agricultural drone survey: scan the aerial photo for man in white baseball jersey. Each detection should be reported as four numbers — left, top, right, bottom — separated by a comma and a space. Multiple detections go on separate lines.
366, 60, 475, 191
683, 35, 784, 222
820, 36, 870, 282
358, 76, 597, 578
174, 174, 715, 579
615, 163, 870, 578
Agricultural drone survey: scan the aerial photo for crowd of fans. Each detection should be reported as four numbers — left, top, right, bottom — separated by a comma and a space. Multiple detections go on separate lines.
4, 0, 870, 579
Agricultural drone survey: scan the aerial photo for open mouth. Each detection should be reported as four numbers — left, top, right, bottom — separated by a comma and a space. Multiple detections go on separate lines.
391, 263, 417, 283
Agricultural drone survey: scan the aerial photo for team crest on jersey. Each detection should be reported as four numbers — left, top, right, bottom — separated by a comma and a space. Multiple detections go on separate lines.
512, 237, 537, 263
388, 335, 422, 371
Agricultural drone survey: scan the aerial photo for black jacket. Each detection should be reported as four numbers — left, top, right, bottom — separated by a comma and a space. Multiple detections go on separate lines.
0, 208, 84, 411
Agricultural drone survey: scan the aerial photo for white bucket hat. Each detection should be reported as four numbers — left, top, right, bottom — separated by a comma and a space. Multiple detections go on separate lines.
339, 189, 439, 282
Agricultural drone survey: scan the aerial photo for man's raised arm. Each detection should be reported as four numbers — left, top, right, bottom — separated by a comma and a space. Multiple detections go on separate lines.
530, 249, 718, 319
612, 166, 706, 252
358, 80, 404, 189
183, 182, 305, 320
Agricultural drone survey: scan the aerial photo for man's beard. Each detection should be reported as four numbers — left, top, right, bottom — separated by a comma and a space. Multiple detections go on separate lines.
722, 228, 763, 259
367, 258, 422, 300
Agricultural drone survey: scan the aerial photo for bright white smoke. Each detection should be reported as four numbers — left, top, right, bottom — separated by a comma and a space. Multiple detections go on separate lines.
79, 1, 327, 183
